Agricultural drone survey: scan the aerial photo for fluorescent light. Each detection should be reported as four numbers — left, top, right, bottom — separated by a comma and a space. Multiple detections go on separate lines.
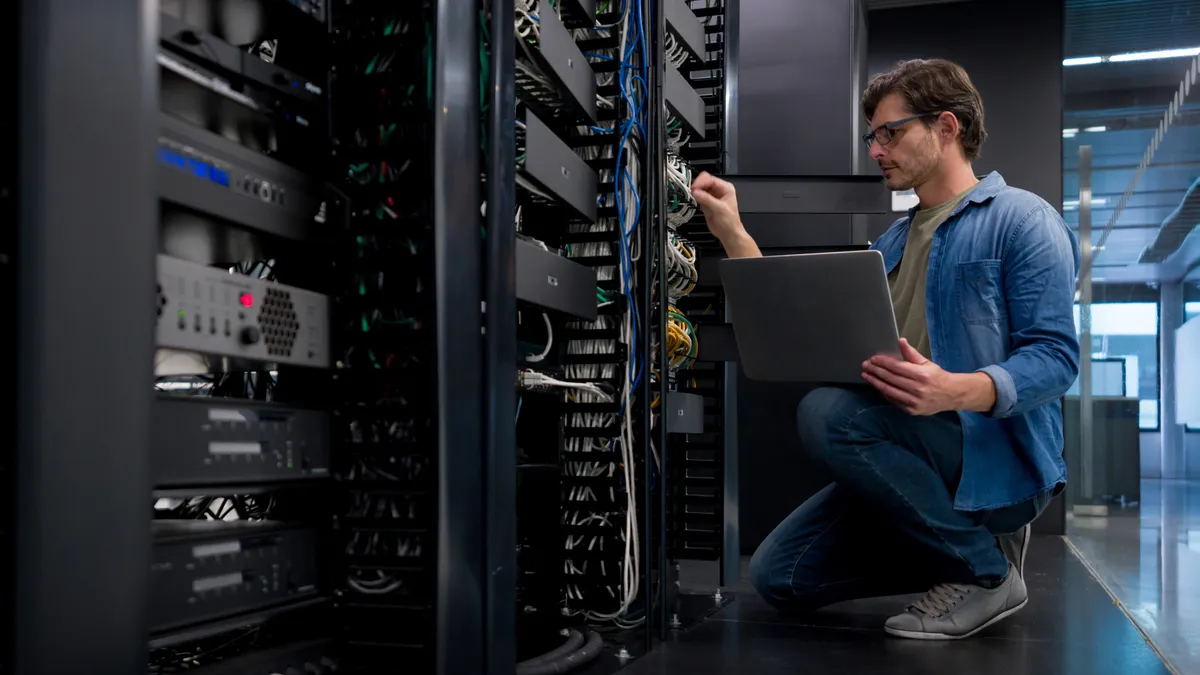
1063, 198, 1107, 211
1063, 47, 1200, 67
1109, 46, 1200, 62
1063, 128, 1079, 134
1084, 126, 1107, 133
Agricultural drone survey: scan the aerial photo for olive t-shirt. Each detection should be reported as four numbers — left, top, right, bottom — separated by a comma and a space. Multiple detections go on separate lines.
887, 185, 976, 359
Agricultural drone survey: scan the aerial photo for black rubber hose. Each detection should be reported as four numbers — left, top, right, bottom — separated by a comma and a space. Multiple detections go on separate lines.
517, 630, 585, 668
515, 630, 604, 675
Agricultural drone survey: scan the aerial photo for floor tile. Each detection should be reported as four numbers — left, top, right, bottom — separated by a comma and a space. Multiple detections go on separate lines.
1068, 478, 1200, 673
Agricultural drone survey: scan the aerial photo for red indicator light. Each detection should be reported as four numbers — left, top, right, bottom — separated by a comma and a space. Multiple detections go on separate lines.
239, 293, 254, 308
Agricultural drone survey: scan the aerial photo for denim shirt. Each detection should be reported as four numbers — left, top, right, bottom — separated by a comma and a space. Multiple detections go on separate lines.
870, 172, 1081, 511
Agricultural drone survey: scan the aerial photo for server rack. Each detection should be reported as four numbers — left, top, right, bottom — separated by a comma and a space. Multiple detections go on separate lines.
9, 0, 730, 672
1, 0, 19, 671
10, 1, 501, 673
659, 0, 739, 630
14, 2, 157, 674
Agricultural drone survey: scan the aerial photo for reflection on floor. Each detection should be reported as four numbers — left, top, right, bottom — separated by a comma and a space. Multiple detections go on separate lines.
624, 537, 1169, 674
1068, 478, 1200, 674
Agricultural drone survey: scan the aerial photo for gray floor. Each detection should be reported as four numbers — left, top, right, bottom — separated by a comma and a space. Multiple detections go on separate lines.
1068, 478, 1200, 674
620, 537, 1171, 674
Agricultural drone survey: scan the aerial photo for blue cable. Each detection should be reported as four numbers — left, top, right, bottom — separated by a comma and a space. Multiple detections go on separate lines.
606, 0, 650, 426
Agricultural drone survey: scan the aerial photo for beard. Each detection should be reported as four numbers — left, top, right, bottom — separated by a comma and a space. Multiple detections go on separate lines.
884, 135, 940, 192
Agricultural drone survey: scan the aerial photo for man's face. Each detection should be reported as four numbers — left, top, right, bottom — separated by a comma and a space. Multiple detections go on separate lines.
867, 93, 940, 192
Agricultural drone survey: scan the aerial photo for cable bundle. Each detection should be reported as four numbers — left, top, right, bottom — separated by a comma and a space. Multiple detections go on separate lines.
516, 0, 541, 41
664, 233, 697, 298
347, 569, 407, 596
153, 494, 276, 521
666, 306, 698, 370
666, 151, 698, 227
664, 33, 688, 67
345, 530, 423, 559
555, 0, 649, 628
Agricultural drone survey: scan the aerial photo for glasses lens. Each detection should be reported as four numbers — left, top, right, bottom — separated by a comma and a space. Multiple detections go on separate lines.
877, 127, 892, 146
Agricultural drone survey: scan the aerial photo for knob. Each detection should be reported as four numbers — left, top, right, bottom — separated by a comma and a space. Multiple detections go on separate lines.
240, 326, 261, 345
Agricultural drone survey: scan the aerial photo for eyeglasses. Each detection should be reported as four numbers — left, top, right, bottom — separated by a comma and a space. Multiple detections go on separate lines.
861, 112, 940, 150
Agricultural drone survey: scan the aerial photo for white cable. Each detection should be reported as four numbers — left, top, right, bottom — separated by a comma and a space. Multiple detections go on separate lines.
526, 313, 553, 362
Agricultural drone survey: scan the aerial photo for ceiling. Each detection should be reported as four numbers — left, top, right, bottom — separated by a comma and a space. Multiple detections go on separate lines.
1065, 0, 1200, 58
866, 0, 1200, 53
1060, 0, 1200, 281
864, 0, 973, 8
862, 0, 1200, 281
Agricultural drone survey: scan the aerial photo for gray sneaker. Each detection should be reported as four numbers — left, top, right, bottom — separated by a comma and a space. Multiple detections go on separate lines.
997, 524, 1031, 579
884, 564, 1028, 640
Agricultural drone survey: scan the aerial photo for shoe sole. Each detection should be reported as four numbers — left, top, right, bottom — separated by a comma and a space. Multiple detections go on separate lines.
1016, 525, 1030, 578
883, 598, 1029, 641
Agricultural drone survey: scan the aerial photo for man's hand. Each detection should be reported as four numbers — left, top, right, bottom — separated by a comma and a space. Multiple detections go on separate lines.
862, 339, 996, 416
691, 172, 761, 258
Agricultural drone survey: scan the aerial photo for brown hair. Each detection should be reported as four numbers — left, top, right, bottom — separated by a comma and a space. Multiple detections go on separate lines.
861, 59, 987, 161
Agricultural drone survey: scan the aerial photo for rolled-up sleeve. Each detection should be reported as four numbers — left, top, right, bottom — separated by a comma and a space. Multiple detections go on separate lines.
977, 205, 1081, 418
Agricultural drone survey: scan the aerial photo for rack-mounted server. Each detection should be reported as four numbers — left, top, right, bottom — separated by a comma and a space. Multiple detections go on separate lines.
152, 396, 331, 487
150, 521, 321, 635
159, 12, 325, 106
156, 254, 332, 368
173, 639, 338, 675
157, 115, 339, 243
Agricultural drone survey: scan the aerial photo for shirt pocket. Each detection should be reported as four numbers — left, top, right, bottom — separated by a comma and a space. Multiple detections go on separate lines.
956, 260, 1005, 325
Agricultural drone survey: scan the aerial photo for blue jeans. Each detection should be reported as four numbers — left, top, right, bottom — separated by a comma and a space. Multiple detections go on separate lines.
748, 386, 1050, 612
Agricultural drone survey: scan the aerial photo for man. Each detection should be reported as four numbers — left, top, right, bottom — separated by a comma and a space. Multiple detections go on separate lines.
690, 58, 1080, 640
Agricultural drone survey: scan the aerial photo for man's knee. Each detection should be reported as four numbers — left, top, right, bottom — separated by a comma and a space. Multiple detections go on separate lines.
748, 543, 827, 612
796, 387, 873, 459
748, 542, 802, 610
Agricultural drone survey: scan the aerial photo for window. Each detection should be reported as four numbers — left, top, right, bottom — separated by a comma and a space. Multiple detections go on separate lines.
1073, 301, 1160, 430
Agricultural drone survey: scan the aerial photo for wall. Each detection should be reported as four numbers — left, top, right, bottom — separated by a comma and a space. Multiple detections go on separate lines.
734, 0, 866, 176
1189, 433, 1200, 478
1143, 432, 1163, 478
863, 0, 1065, 243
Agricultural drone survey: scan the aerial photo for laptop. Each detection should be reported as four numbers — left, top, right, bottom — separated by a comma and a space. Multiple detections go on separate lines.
719, 250, 900, 383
